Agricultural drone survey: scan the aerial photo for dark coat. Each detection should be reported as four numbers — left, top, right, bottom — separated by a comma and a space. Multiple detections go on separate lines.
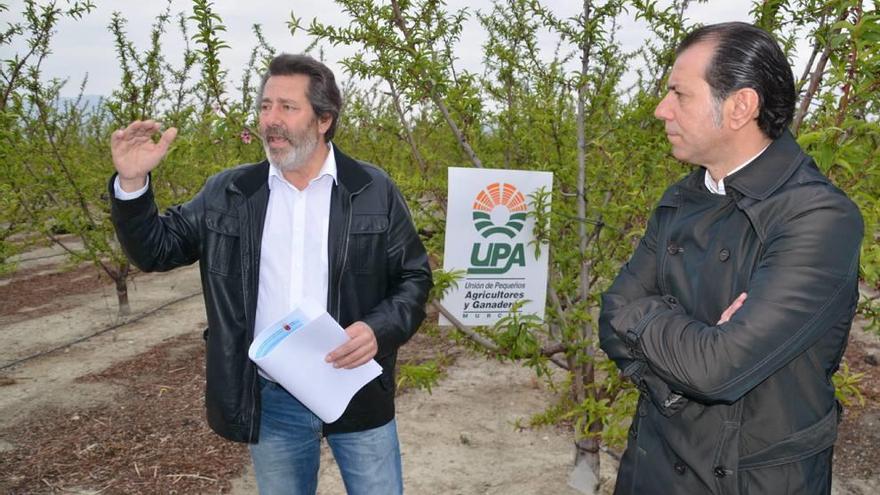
599, 131, 863, 495
110, 146, 433, 443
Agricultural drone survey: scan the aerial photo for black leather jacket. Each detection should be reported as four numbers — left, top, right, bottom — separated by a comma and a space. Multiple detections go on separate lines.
600, 131, 863, 494
110, 146, 432, 442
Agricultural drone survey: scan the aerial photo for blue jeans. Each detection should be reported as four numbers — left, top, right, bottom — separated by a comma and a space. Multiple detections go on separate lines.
250, 378, 403, 495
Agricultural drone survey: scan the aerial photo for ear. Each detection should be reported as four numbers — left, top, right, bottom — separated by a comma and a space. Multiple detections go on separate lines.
726, 88, 761, 131
317, 113, 333, 136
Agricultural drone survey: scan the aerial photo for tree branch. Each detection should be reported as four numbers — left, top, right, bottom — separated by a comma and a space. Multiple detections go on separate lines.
792, 7, 851, 135
433, 301, 499, 351
389, 0, 484, 169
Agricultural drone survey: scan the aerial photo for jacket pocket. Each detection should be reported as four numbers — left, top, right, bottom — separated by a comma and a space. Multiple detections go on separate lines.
349, 213, 388, 274
738, 402, 839, 470
205, 209, 240, 277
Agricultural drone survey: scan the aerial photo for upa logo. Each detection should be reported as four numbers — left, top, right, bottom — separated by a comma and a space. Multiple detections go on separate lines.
469, 182, 528, 274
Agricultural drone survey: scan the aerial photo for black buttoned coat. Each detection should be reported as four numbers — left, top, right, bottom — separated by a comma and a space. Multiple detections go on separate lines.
599, 131, 863, 494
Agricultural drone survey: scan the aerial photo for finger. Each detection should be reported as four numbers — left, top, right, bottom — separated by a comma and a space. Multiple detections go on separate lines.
157, 127, 178, 152
327, 332, 376, 367
728, 294, 746, 314
342, 354, 373, 369
331, 331, 372, 357
110, 129, 126, 148
336, 344, 376, 369
326, 340, 358, 363
326, 330, 372, 361
328, 344, 360, 367
113, 121, 145, 144
126, 120, 151, 135
345, 322, 368, 336
718, 306, 735, 324
122, 120, 141, 133
335, 347, 373, 369
720, 305, 737, 324
718, 292, 748, 324
127, 120, 163, 140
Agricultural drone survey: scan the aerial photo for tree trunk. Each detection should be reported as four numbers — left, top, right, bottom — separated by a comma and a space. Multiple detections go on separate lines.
114, 262, 131, 317
570, 438, 601, 493
115, 276, 130, 317
569, 1, 600, 493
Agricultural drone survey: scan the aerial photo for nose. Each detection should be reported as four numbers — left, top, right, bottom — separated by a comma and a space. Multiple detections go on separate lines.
654, 93, 673, 121
260, 104, 281, 127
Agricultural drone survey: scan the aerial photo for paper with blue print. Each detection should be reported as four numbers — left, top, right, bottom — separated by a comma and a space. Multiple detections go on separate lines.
248, 297, 382, 423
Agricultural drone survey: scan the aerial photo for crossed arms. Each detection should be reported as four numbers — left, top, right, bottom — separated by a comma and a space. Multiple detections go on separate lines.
598, 191, 862, 412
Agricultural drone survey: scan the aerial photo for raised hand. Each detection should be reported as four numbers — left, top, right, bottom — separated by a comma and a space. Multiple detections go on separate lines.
110, 120, 178, 192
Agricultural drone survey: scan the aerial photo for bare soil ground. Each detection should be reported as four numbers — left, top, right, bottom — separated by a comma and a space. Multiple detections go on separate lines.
0, 248, 877, 494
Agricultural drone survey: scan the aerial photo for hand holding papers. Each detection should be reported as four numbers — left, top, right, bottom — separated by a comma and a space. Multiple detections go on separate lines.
325, 321, 379, 369
248, 298, 382, 423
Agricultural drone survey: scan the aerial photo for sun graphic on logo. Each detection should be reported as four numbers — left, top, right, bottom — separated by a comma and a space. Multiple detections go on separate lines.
472, 183, 528, 238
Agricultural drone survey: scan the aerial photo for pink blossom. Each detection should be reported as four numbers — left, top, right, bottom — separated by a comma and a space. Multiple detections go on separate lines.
240, 129, 252, 144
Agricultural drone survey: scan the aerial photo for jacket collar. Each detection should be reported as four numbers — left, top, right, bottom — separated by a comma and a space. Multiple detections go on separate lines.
333, 144, 372, 194
723, 130, 806, 201
226, 144, 372, 198
230, 160, 270, 198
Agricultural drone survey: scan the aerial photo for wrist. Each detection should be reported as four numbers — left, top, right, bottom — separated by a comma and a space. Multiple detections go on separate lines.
118, 175, 147, 192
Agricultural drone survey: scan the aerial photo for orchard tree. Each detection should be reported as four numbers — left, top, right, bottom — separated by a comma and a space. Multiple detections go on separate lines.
0, 0, 265, 315
0, 0, 875, 490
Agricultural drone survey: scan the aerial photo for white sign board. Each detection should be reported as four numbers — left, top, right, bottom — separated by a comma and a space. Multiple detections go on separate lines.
440, 167, 552, 326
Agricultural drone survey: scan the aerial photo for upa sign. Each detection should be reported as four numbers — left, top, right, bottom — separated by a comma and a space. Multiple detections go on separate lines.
440, 167, 552, 326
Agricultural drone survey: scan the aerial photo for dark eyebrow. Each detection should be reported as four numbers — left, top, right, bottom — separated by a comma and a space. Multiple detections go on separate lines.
261, 97, 298, 104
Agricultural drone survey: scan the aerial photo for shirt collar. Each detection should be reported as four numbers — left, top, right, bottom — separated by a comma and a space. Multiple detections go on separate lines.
725, 130, 815, 201
704, 142, 771, 195
267, 141, 338, 190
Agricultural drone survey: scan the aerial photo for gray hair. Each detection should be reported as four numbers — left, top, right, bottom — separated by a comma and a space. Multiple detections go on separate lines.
257, 53, 342, 141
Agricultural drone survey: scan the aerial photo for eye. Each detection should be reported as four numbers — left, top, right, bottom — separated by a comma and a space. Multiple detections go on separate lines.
283, 104, 294, 111
260, 102, 271, 111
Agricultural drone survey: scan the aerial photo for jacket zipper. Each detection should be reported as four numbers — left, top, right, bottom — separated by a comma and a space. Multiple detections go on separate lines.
243, 192, 258, 442
336, 194, 353, 320
335, 183, 368, 319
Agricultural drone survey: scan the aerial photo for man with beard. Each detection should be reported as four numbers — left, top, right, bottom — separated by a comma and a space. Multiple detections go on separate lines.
599, 23, 862, 494
109, 53, 432, 494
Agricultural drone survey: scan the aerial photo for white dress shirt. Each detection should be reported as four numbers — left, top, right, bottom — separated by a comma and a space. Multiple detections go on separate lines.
113, 144, 338, 340
703, 143, 771, 195
254, 144, 337, 338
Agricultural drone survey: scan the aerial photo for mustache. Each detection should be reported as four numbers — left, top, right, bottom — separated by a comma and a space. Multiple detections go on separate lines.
262, 125, 291, 140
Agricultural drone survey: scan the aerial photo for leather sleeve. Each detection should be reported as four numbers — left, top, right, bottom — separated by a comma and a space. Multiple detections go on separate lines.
109, 173, 203, 272
618, 189, 863, 404
361, 181, 433, 358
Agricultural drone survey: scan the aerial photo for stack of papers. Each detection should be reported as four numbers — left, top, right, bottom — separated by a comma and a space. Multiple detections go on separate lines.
248, 298, 382, 423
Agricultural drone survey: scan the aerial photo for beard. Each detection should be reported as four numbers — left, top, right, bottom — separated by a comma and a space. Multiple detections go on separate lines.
261, 119, 319, 172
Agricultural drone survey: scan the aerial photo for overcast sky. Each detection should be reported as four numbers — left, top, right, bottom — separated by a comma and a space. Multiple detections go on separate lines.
1, 0, 787, 98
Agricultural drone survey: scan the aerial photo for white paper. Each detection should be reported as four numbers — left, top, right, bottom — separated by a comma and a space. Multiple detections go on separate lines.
248, 298, 382, 423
